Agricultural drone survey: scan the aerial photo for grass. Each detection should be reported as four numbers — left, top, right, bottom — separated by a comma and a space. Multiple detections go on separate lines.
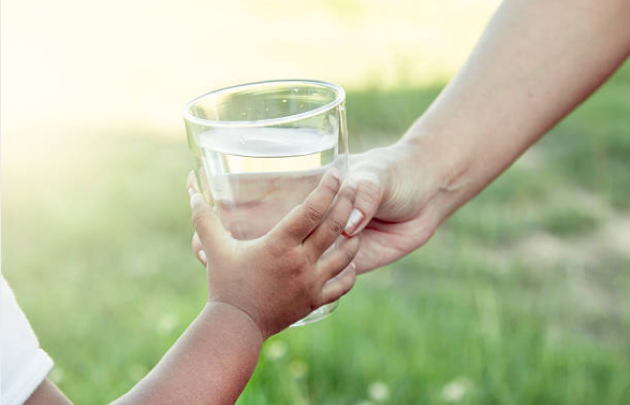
3, 64, 630, 405
541, 207, 600, 237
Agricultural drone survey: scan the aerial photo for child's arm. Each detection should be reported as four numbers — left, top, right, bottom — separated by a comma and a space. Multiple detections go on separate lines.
25, 169, 358, 405
27, 304, 262, 405
108, 303, 265, 405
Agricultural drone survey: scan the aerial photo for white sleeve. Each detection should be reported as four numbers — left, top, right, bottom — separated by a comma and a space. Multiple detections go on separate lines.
1, 275, 54, 405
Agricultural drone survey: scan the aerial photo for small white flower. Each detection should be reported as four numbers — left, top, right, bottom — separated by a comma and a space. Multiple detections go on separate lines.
157, 313, 179, 336
368, 381, 390, 402
357, 401, 375, 405
49, 367, 64, 384
441, 378, 472, 402
264, 340, 287, 361
289, 360, 308, 378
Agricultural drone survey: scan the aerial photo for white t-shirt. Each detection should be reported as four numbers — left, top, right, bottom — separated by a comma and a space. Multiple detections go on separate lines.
1, 275, 54, 405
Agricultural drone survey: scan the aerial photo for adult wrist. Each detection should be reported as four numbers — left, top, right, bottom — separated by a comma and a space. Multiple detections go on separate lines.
400, 125, 472, 193
396, 124, 476, 224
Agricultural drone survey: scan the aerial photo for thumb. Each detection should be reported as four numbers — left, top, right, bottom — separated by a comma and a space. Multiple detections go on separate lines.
343, 169, 383, 237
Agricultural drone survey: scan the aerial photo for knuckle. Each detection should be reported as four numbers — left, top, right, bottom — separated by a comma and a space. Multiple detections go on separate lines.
283, 249, 308, 275
293, 257, 309, 274
321, 181, 340, 196
192, 212, 209, 231
345, 263, 357, 283
340, 238, 359, 265
341, 273, 356, 296
349, 235, 361, 254
340, 183, 358, 203
357, 176, 381, 206
325, 285, 343, 304
265, 236, 288, 257
303, 203, 324, 224
327, 216, 345, 236
310, 293, 323, 312
337, 268, 356, 297
342, 247, 356, 267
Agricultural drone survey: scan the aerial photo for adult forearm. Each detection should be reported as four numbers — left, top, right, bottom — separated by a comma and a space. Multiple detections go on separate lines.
112, 302, 263, 405
407, 0, 630, 221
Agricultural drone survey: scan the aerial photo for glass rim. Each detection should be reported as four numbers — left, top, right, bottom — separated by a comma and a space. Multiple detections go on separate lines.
183, 79, 346, 128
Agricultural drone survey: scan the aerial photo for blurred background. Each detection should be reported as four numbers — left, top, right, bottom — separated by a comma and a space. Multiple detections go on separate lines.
2, 0, 629, 404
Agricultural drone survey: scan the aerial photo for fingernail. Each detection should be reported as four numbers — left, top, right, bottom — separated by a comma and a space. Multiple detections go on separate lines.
199, 250, 207, 264
344, 208, 364, 235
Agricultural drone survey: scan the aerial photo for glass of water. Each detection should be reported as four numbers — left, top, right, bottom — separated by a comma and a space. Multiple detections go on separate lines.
183, 80, 349, 326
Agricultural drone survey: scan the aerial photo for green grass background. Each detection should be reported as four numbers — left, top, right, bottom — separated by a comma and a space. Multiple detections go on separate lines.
3, 62, 630, 405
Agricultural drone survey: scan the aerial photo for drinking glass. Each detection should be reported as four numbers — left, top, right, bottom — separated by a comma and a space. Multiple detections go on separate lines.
183, 80, 349, 326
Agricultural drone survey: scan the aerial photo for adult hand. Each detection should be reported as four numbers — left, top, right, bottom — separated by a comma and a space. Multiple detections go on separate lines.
344, 136, 450, 274
189, 136, 453, 276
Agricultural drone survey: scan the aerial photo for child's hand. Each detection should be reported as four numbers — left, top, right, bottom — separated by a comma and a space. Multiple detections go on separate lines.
188, 169, 359, 339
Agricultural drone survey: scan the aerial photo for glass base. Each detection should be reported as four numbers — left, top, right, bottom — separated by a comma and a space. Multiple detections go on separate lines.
290, 300, 339, 327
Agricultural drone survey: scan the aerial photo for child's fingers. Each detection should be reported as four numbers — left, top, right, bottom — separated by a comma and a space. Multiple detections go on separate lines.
191, 232, 207, 267
189, 189, 228, 255
317, 235, 360, 283
304, 181, 357, 257
318, 262, 357, 306
187, 171, 214, 204
269, 169, 341, 244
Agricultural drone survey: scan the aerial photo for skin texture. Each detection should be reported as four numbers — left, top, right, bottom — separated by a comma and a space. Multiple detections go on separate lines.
192, 169, 359, 339
344, 0, 630, 273
24, 380, 72, 405
25, 170, 359, 405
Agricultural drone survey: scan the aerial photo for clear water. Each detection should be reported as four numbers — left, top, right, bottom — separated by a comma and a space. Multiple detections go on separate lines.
197, 127, 341, 325
198, 127, 338, 240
